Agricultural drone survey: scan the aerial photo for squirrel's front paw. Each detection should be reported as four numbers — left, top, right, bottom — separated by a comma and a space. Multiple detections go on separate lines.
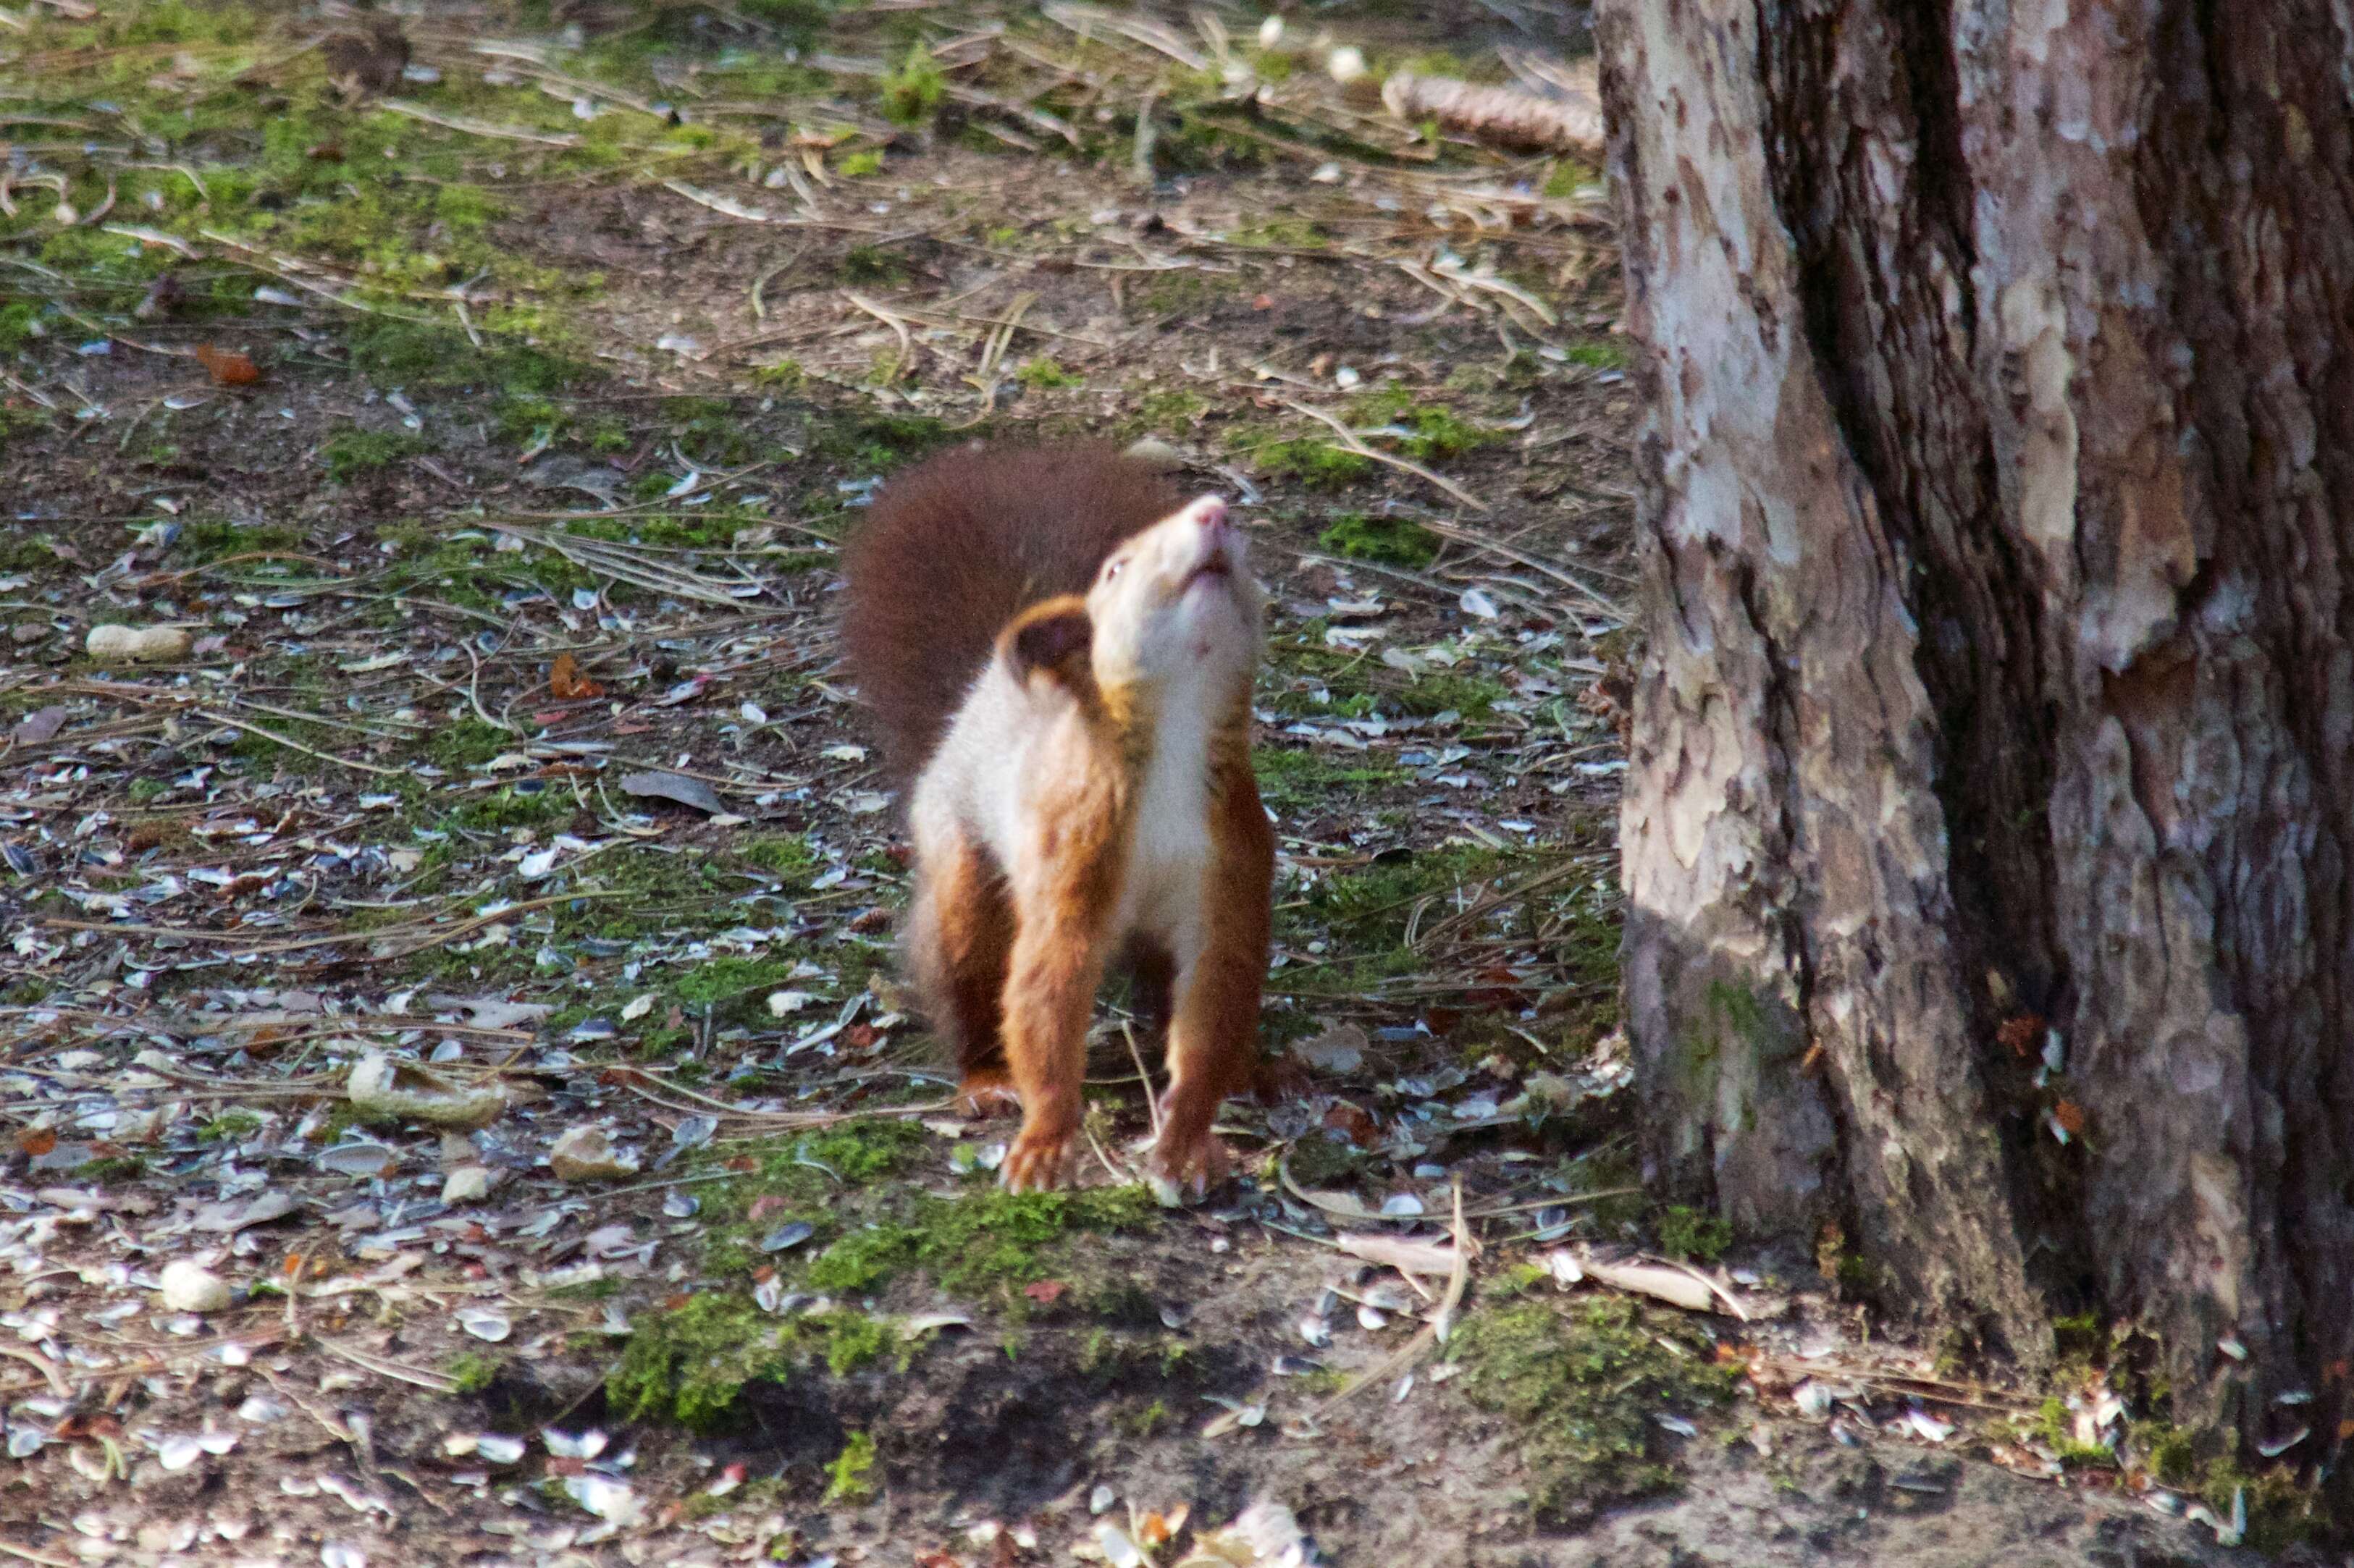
1001, 1116, 1079, 1193
1142, 1127, 1231, 1207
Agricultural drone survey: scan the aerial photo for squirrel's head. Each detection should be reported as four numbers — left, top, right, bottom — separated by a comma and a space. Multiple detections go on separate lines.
1002, 495, 1263, 715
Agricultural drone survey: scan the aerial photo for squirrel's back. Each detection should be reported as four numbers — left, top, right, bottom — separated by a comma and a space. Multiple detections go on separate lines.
838, 442, 1185, 785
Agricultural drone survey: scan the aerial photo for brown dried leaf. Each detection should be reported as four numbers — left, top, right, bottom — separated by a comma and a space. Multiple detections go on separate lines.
550, 652, 603, 701
193, 343, 261, 385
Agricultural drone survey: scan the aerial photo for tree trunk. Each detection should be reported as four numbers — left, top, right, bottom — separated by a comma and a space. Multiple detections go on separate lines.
1600, 0, 2354, 1493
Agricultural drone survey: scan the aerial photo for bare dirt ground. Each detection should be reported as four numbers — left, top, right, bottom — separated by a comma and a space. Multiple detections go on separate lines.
0, 2, 2279, 1564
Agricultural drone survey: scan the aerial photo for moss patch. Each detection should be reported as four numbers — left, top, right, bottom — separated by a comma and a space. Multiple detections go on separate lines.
1317, 510, 1439, 568
802, 1185, 1156, 1300
1453, 1295, 1739, 1521
607, 1294, 904, 1430
1655, 1204, 1731, 1264
823, 1430, 878, 1504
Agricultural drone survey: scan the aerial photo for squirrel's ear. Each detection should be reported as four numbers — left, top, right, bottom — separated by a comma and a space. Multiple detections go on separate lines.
1003, 596, 1094, 691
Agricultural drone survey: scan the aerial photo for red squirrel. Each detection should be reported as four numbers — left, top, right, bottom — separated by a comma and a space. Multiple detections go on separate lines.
841, 443, 1273, 1198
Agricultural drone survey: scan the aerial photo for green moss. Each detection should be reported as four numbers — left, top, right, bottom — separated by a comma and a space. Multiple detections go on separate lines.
196, 1110, 263, 1143
1395, 405, 1495, 461
802, 1185, 1156, 1301
1232, 216, 1327, 250
740, 835, 817, 877
2127, 1418, 2196, 1486
0, 300, 45, 354
1567, 340, 1631, 372
1453, 1296, 1739, 1521
1310, 845, 1513, 940
1138, 271, 1218, 314
1316, 511, 1439, 568
1131, 388, 1208, 429
1253, 748, 1403, 810
2202, 1459, 2315, 1552
607, 1294, 903, 1430
837, 148, 884, 177
673, 955, 799, 1011
660, 396, 758, 467
838, 243, 910, 285
812, 410, 952, 468
692, 1120, 930, 1273
823, 1431, 877, 1504
1656, 1205, 1731, 1264
1014, 357, 1080, 390
749, 358, 807, 391
450, 786, 573, 833
1248, 437, 1371, 489
820, 1315, 894, 1377
424, 719, 515, 770
446, 1352, 502, 1394
1544, 159, 1600, 198
1351, 387, 1501, 461
2030, 1397, 2116, 1470
347, 319, 582, 397
880, 42, 945, 126
321, 425, 430, 483
177, 517, 305, 562
2051, 1311, 2110, 1364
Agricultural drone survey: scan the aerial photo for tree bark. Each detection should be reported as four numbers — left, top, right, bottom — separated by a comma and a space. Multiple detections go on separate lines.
1601, 0, 2354, 1488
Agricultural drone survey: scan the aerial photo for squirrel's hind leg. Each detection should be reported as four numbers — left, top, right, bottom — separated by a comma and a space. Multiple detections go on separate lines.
907, 828, 1019, 1115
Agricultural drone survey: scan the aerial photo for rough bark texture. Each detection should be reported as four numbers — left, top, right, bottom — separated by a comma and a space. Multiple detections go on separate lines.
1602, 0, 2354, 1486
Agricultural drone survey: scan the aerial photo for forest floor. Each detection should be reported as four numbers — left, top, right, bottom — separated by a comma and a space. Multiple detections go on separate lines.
0, 1, 2278, 1564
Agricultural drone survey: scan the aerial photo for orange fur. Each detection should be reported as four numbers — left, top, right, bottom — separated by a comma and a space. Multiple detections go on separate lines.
906, 825, 1017, 1113
888, 481, 1271, 1197
996, 756, 1130, 1191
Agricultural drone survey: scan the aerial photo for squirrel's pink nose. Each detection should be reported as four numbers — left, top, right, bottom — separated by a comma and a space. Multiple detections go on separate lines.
1186, 495, 1229, 536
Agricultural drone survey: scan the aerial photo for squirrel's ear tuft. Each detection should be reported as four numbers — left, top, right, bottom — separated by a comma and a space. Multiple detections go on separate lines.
1004, 596, 1094, 691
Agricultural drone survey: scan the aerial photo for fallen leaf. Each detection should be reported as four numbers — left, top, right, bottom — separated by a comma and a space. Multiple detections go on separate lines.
1320, 1100, 1377, 1145
549, 652, 603, 700
193, 343, 261, 385
1022, 1279, 1068, 1304
347, 1053, 507, 1129
1292, 1021, 1366, 1074
1581, 1258, 1718, 1313
1177, 1499, 1310, 1567
1335, 1233, 1461, 1277
550, 1124, 640, 1181
9, 705, 68, 745
619, 770, 724, 814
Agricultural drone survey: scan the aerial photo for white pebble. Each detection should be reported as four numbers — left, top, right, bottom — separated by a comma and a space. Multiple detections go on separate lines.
159, 1260, 232, 1314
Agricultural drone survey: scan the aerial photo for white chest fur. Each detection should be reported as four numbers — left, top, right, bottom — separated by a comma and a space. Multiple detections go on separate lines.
1116, 694, 1216, 953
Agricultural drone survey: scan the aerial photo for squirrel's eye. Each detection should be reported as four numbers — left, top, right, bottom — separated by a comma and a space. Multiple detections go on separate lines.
1104, 559, 1125, 581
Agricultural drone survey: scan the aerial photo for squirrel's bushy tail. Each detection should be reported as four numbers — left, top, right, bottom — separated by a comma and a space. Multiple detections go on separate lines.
838, 442, 1184, 787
